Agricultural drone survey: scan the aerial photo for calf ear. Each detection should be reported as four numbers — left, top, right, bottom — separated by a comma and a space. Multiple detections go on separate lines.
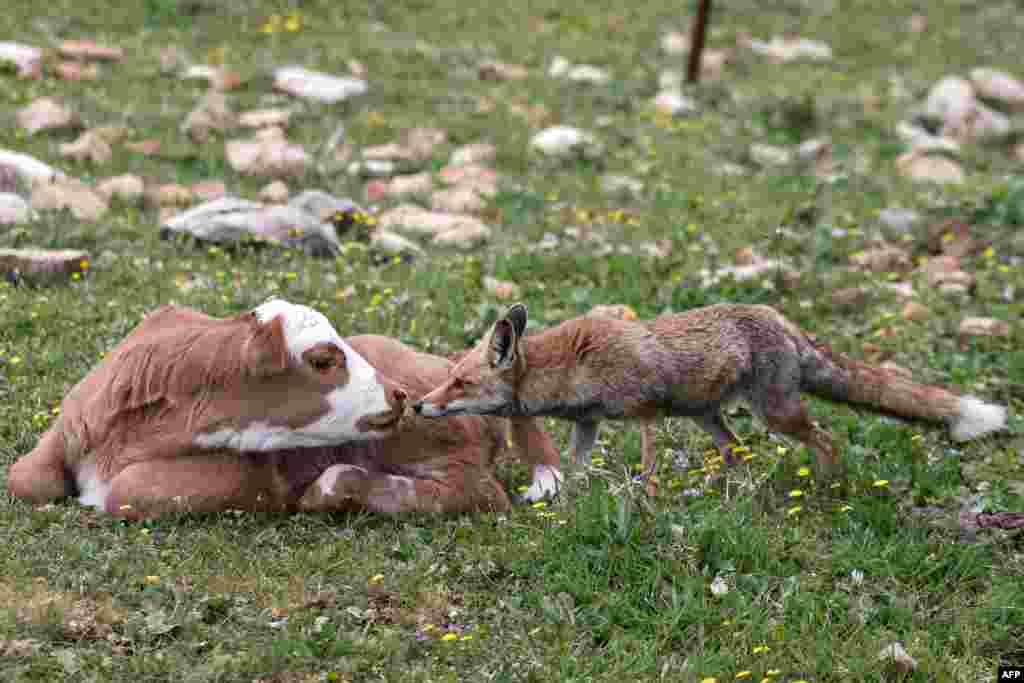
244, 314, 289, 376
487, 318, 518, 370
504, 303, 528, 339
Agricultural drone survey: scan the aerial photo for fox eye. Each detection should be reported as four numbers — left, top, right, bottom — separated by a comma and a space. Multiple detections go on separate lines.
309, 355, 335, 373
451, 377, 465, 389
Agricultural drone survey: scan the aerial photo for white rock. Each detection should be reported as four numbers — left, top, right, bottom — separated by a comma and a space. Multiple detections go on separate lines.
430, 186, 486, 213
0, 41, 42, 78
0, 193, 33, 224
273, 66, 368, 103
17, 97, 80, 135
895, 152, 964, 184
966, 102, 1012, 142
548, 56, 571, 78
658, 69, 683, 91
599, 174, 644, 198
0, 150, 66, 186
653, 90, 697, 116
922, 76, 976, 129
449, 143, 497, 167
347, 160, 397, 178
433, 222, 491, 249
567, 64, 611, 85
530, 126, 602, 159
370, 230, 424, 257
895, 121, 961, 154
30, 179, 108, 221
878, 208, 921, 234
969, 67, 1024, 111
378, 205, 488, 239
749, 143, 793, 167
96, 174, 145, 202
746, 36, 832, 63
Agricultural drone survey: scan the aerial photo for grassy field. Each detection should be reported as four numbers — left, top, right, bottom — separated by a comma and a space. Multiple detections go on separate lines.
2, 0, 1023, 680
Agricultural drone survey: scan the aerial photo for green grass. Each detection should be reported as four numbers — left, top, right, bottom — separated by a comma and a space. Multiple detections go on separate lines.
2, 0, 1024, 680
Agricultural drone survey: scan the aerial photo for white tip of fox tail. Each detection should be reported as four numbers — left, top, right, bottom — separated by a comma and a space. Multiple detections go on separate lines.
522, 465, 563, 502
950, 396, 1007, 441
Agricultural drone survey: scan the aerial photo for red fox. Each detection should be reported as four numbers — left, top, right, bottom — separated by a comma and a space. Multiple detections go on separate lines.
413, 303, 1008, 496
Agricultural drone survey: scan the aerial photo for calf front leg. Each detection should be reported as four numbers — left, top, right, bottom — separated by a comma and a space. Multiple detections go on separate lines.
299, 461, 510, 515
568, 420, 599, 466
508, 417, 564, 502
7, 427, 75, 504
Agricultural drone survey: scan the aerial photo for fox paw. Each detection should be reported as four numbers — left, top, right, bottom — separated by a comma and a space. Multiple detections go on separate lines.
521, 465, 563, 502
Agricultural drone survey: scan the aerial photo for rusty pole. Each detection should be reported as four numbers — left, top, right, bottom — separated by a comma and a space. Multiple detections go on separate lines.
686, 0, 712, 84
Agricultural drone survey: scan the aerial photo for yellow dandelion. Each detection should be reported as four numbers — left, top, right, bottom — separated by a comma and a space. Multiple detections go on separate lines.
51, 406, 60, 415
983, 246, 995, 259
284, 13, 302, 31
752, 644, 770, 654
531, 501, 547, 510
829, 482, 841, 489
9, 356, 21, 365
766, 670, 780, 677
700, 678, 718, 683
366, 111, 386, 128
787, 505, 803, 516
460, 634, 473, 641
736, 672, 752, 680
873, 479, 890, 488
441, 633, 458, 642
839, 504, 853, 512
910, 434, 923, 442
285, 272, 297, 280
776, 446, 788, 455
797, 467, 810, 477
421, 623, 436, 632
79, 259, 89, 269
591, 457, 605, 466
789, 489, 803, 498
721, 619, 732, 626
259, 14, 281, 34
517, 485, 530, 493
71, 272, 81, 281
144, 575, 161, 584
369, 573, 384, 584
998, 264, 1009, 273
529, 627, 541, 636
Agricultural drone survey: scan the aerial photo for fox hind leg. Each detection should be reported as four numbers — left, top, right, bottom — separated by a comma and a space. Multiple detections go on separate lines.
694, 411, 743, 466
750, 386, 841, 479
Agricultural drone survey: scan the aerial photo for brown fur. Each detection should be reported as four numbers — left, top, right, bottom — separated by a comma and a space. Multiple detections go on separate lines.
7, 328, 559, 518
417, 303, 1005, 493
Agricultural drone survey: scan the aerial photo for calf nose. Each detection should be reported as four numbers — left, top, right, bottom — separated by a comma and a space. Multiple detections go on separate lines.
411, 401, 424, 415
387, 386, 407, 411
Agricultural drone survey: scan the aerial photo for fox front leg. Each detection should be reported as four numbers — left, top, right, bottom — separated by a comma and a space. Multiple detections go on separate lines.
568, 420, 599, 466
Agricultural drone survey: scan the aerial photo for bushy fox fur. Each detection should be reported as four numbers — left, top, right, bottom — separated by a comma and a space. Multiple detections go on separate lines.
414, 303, 1007, 496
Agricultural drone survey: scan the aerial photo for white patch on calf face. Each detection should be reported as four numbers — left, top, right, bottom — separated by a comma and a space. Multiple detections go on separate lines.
247, 298, 392, 445
75, 461, 111, 512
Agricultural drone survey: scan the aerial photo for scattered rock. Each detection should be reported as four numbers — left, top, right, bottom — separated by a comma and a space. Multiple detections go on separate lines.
96, 174, 144, 203
0, 150, 65, 187
380, 172, 434, 198
0, 193, 33, 224
959, 317, 1011, 340
58, 40, 124, 62
918, 254, 960, 275
59, 130, 113, 165
190, 180, 227, 203
743, 35, 832, 63
969, 67, 1024, 112
653, 90, 697, 116
273, 66, 368, 103
347, 160, 397, 179
431, 222, 491, 249
548, 56, 571, 78
877, 642, 918, 675
879, 361, 914, 379
922, 76, 976, 131
530, 126, 602, 160
908, 14, 928, 34
599, 174, 644, 199
895, 152, 964, 184
30, 179, 107, 221
159, 46, 189, 74
901, 301, 931, 322
404, 128, 448, 161
259, 180, 289, 203
478, 61, 529, 81
927, 218, 982, 257
749, 143, 793, 167
182, 91, 237, 143
182, 65, 243, 91
831, 287, 870, 311
238, 108, 292, 129
17, 97, 80, 135
362, 143, 420, 163
437, 164, 498, 193
878, 208, 922, 234
125, 139, 161, 156
660, 31, 690, 55
161, 195, 362, 256
430, 186, 486, 213
146, 183, 193, 208
0, 41, 43, 78
962, 103, 1012, 143
55, 60, 99, 81
226, 127, 310, 178
849, 244, 911, 272
483, 277, 521, 300
370, 230, 424, 258
450, 143, 497, 167
0, 248, 89, 281
895, 121, 960, 154
566, 64, 611, 86
0, 638, 42, 657
927, 269, 976, 293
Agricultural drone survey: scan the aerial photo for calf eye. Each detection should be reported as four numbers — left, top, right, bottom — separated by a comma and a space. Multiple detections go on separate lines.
308, 355, 336, 373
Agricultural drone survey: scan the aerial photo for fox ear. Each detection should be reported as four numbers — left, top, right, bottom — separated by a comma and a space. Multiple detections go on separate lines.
487, 319, 518, 370
243, 313, 289, 376
504, 303, 528, 339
